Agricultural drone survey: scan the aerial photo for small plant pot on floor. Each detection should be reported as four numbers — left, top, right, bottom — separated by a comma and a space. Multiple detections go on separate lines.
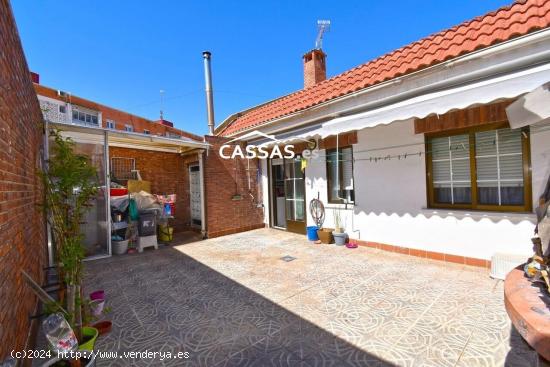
92, 321, 112, 336
89, 299, 105, 317
79, 327, 99, 352
317, 228, 334, 244
112, 240, 129, 255
90, 290, 104, 301
333, 232, 347, 246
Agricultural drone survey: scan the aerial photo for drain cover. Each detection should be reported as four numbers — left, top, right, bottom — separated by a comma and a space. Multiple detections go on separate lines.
280, 255, 296, 262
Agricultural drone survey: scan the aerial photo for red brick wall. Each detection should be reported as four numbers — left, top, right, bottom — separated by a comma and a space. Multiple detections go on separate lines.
108, 147, 198, 231
203, 136, 265, 237
303, 49, 327, 88
0, 1, 46, 361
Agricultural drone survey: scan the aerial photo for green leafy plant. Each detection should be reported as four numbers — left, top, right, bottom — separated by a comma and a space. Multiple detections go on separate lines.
40, 129, 98, 340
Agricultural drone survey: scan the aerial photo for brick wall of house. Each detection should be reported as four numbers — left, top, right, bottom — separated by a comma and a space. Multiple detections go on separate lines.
0, 1, 46, 361
108, 147, 198, 231
203, 136, 265, 238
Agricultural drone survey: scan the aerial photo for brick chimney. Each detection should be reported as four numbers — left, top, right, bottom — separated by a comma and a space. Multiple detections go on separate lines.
303, 49, 326, 88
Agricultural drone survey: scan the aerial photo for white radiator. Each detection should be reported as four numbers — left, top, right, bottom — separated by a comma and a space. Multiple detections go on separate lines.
490, 252, 528, 280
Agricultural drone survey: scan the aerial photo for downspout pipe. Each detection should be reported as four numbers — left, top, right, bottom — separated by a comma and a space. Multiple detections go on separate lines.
203, 51, 215, 136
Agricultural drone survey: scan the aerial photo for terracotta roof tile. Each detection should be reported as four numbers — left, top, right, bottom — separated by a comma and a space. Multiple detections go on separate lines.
219, 0, 550, 136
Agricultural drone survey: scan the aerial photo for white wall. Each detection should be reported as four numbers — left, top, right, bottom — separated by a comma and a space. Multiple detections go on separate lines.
259, 119, 547, 260
298, 119, 542, 260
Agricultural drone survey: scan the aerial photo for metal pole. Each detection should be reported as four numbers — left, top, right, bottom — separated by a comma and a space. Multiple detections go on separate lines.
202, 51, 215, 135
104, 130, 111, 256
198, 151, 207, 237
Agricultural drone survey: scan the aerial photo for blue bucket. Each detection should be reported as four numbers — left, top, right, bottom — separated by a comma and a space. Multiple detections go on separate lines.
306, 226, 319, 241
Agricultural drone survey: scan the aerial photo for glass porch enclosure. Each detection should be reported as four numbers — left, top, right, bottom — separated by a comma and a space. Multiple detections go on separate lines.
47, 128, 111, 261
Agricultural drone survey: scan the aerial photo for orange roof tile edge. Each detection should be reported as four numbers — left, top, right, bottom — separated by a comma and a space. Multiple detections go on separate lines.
218, 0, 550, 136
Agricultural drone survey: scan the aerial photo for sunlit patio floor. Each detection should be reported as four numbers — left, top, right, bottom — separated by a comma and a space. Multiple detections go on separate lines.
84, 228, 542, 366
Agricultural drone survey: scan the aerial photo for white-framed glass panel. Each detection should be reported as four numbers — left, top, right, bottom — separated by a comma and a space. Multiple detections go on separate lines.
431, 134, 471, 204
284, 157, 305, 221
49, 134, 110, 258
475, 128, 524, 206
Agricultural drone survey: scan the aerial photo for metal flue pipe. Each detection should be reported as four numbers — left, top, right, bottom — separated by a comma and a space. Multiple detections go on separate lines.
202, 51, 215, 135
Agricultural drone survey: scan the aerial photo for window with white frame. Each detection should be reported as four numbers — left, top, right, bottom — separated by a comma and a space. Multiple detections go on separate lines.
72, 109, 98, 126
124, 124, 133, 132
326, 146, 355, 203
143, 129, 150, 135
106, 120, 115, 129
427, 126, 531, 211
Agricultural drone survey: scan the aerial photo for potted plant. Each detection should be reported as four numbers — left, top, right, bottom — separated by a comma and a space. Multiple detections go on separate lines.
317, 227, 334, 244
40, 129, 100, 356
332, 209, 347, 245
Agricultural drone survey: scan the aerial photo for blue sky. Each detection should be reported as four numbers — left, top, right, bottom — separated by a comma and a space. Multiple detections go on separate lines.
12, 0, 510, 135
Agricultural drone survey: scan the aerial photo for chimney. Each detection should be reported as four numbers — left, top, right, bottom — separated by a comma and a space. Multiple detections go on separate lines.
202, 51, 215, 136
303, 49, 326, 88
30, 71, 40, 84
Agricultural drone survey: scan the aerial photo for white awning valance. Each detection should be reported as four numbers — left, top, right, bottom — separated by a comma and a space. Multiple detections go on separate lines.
271, 63, 550, 144
506, 82, 550, 129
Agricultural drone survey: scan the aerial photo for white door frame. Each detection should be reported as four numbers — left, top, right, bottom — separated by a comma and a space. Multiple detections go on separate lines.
189, 163, 202, 230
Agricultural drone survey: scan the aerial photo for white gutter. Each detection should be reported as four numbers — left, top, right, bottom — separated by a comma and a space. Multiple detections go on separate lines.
223, 27, 550, 138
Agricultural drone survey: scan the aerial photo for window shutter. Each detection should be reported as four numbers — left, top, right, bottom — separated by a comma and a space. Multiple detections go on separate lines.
342, 147, 353, 190
430, 135, 470, 204
475, 128, 524, 205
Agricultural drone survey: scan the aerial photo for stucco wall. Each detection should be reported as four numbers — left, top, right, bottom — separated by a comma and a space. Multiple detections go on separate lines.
264, 118, 548, 261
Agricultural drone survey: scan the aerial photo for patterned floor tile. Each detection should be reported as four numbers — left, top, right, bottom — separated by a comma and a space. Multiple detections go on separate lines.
65, 228, 524, 366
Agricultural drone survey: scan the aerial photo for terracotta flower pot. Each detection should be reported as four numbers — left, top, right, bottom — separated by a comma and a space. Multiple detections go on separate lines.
317, 228, 334, 244
92, 321, 112, 336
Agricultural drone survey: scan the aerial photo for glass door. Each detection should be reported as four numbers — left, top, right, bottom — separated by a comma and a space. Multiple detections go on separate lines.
73, 141, 110, 258
284, 157, 306, 234
270, 159, 286, 228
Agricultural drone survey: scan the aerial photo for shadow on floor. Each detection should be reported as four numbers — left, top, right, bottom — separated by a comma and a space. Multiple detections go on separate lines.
504, 326, 549, 367
169, 230, 204, 246
83, 246, 396, 367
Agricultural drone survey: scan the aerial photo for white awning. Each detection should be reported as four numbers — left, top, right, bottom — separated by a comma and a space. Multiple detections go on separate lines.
505, 82, 550, 129
271, 63, 550, 144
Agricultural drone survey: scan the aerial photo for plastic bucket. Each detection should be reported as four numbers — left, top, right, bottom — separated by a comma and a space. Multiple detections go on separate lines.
112, 240, 129, 255
158, 224, 173, 242
306, 226, 319, 241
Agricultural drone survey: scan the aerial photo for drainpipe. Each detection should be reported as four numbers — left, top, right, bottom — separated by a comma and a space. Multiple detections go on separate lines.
203, 51, 215, 135
198, 151, 207, 238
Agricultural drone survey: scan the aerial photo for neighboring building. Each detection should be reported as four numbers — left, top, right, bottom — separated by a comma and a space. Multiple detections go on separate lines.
217, 0, 550, 265
33, 78, 203, 142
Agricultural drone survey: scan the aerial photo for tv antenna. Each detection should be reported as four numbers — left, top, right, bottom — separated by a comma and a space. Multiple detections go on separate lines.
159, 89, 165, 120
315, 20, 331, 50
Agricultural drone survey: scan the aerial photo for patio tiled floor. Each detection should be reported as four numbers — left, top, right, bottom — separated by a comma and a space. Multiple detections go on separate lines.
84, 228, 542, 366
